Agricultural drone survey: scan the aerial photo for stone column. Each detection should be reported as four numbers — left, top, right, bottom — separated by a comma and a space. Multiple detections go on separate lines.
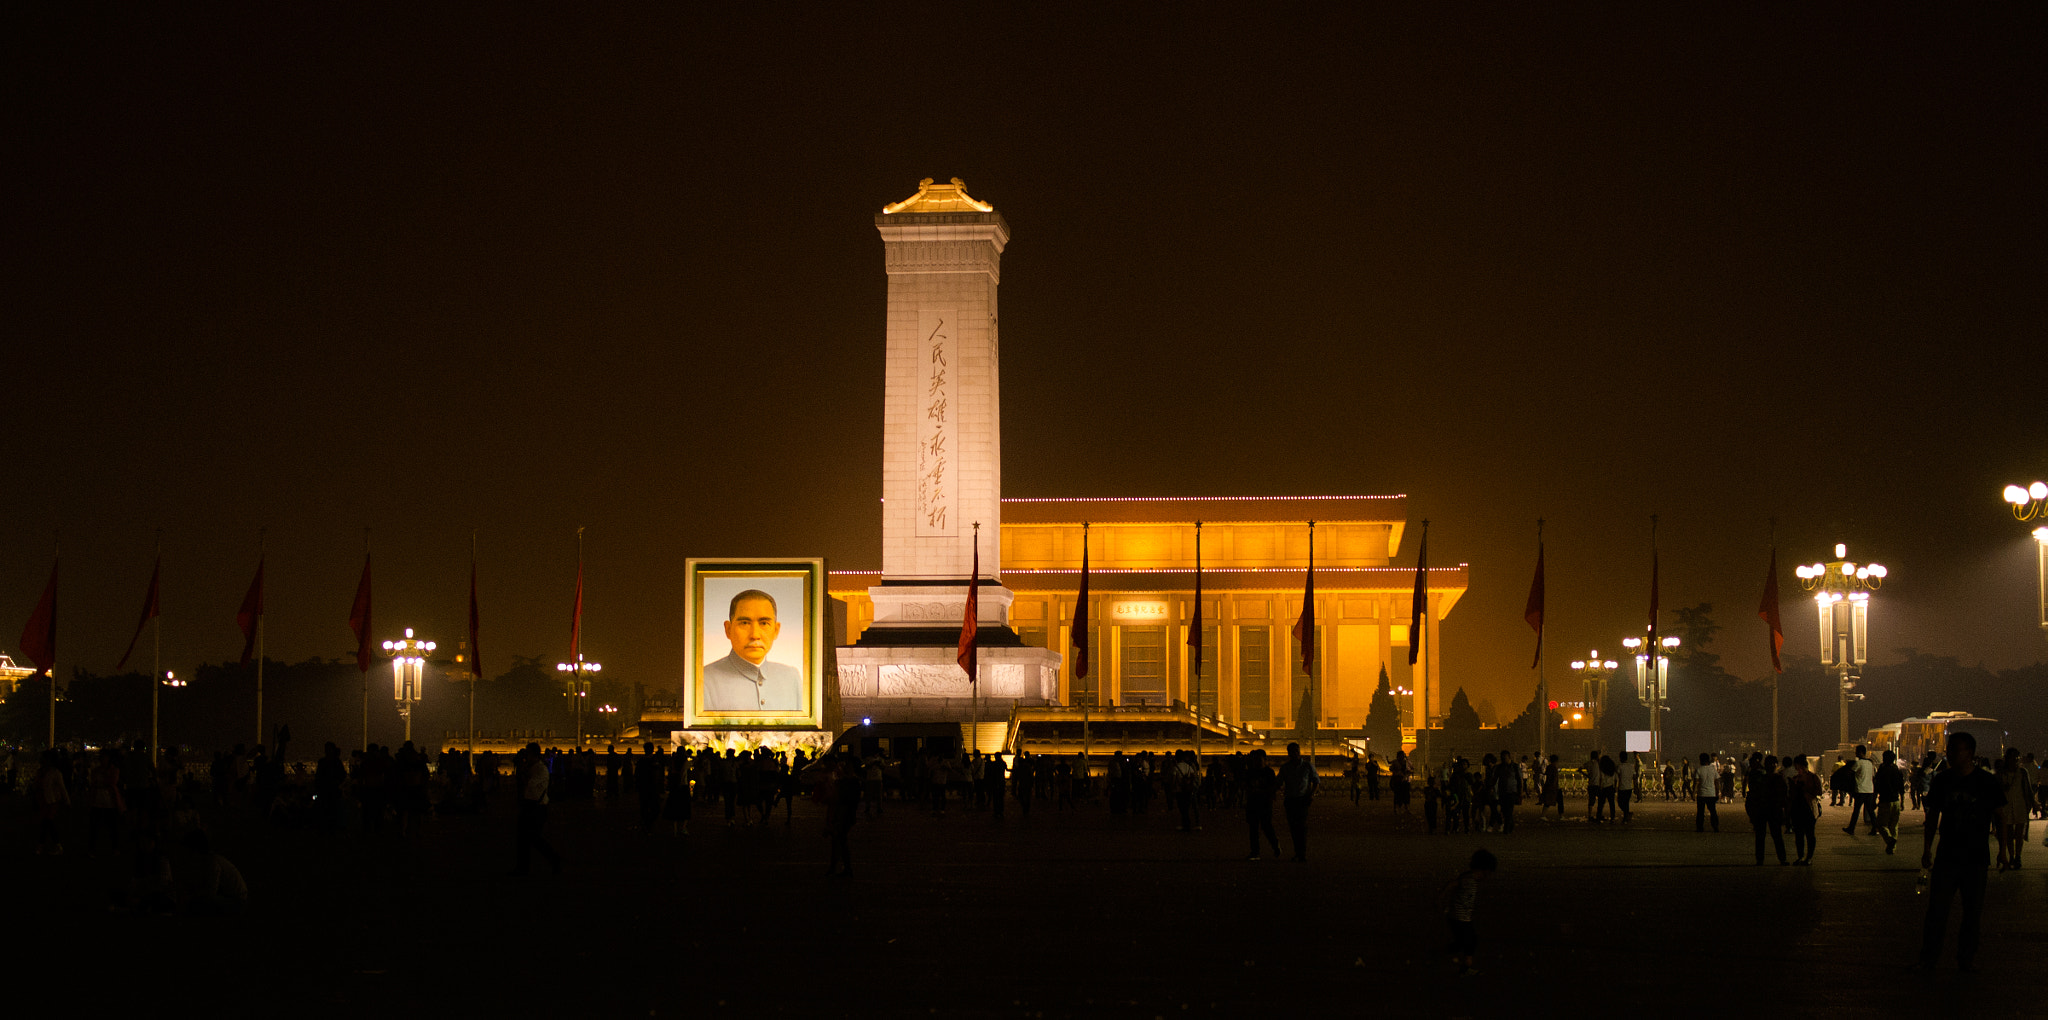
868, 178, 1014, 632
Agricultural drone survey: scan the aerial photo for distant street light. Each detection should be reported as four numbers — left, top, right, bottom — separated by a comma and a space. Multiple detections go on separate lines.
556, 656, 602, 745
1797, 544, 1887, 746
597, 703, 620, 743
2001, 482, 2048, 632
161, 670, 187, 688
1391, 685, 1414, 729
383, 628, 435, 744
1567, 651, 1618, 732
2002, 481, 2047, 521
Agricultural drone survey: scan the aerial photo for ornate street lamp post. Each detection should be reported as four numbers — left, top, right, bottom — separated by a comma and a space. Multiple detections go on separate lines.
1621, 634, 1679, 755
1797, 544, 1887, 747
556, 656, 602, 745
383, 628, 434, 744
1567, 651, 1618, 733
2002, 482, 2048, 632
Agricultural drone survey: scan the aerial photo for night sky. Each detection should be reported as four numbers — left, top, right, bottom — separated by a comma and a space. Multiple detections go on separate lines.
6, 6, 2043, 723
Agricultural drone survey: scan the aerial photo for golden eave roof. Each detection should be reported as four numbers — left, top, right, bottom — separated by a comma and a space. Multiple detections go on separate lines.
882, 177, 994, 214
1000, 495, 1408, 526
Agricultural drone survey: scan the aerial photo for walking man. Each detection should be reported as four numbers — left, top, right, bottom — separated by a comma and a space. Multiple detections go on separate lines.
1616, 752, 1638, 823
1694, 752, 1721, 832
513, 742, 562, 876
1744, 752, 1788, 865
1843, 744, 1877, 835
1278, 743, 1318, 862
1874, 748, 1904, 853
1921, 730, 2003, 971
1243, 749, 1281, 860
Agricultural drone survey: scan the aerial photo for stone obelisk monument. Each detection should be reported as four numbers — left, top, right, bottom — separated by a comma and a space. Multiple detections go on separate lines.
838, 178, 1058, 739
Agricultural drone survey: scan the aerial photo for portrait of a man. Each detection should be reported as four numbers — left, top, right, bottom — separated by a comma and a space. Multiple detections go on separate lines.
701, 587, 804, 712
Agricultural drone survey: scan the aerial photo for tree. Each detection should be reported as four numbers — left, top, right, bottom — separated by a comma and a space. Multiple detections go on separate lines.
1670, 603, 1723, 674
1501, 687, 1565, 750
1365, 666, 1401, 751
1444, 686, 1481, 730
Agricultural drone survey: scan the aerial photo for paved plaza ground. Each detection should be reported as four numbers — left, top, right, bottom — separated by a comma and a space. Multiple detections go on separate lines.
11, 783, 2047, 1018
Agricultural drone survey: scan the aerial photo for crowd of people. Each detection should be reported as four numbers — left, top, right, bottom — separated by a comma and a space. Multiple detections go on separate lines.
8, 728, 2038, 967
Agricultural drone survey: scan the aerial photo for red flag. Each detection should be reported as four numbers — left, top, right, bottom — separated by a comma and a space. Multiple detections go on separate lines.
1524, 541, 1545, 668
1408, 522, 1429, 666
237, 556, 264, 666
348, 554, 373, 673
958, 531, 980, 683
468, 557, 483, 679
18, 560, 56, 677
1758, 548, 1784, 674
570, 557, 584, 662
1292, 523, 1317, 673
116, 556, 162, 670
1071, 525, 1090, 685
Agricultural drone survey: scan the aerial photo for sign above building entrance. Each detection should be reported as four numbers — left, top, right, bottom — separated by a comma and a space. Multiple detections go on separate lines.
1109, 600, 1170, 623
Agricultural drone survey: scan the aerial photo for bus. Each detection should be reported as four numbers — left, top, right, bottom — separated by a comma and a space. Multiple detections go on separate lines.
1896, 712, 2006, 765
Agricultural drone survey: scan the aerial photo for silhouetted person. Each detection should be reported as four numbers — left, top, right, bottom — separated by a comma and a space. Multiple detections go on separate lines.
1242, 749, 1280, 860
1012, 750, 1034, 817
983, 753, 1006, 821
513, 742, 562, 876
636, 742, 666, 835
1842, 744, 1876, 835
86, 749, 124, 857
178, 829, 248, 915
823, 752, 861, 877
1279, 742, 1318, 862
1441, 847, 1497, 977
112, 829, 175, 915
314, 743, 346, 833
1694, 752, 1720, 832
1921, 731, 2002, 970
1745, 752, 1787, 865
1875, 749, 1906, 854
1788, 755, 1822, 864
32, 750, 70, 856
664, 746, 692, 836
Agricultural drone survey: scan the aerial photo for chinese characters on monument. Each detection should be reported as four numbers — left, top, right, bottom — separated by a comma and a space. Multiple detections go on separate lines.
916, 309, 958, 537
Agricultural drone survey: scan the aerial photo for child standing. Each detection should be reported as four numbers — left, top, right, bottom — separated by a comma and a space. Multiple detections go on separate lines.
1423, 775, 1441, 834
1442, 848, 1498, 976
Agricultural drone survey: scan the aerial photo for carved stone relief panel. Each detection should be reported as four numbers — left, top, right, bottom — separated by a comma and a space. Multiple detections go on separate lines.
879, 664, 970, 697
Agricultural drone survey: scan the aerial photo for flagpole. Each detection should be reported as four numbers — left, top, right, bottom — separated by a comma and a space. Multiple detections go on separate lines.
48, 531, 58, 750
574, 525, 585, 746
362, 528, 371, 753
972, 522, 980, 758
255, 528, 266, 749
470, 529, 478, 756
1080, 522, 1091, 773
1648, 515, 1659, 760
1308, 520, 1316, 765
151, 530, 161, 766
1535, 520, 1546, 767
1768, 518, 1778, 757
1192, 520, 1203, 764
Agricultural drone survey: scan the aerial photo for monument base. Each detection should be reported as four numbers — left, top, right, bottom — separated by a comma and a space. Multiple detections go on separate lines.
836, 642, 1062, 751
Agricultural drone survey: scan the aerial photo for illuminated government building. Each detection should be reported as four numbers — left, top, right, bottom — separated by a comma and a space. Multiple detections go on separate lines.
812, 178, 1469, 755
831, 497, 1467, 746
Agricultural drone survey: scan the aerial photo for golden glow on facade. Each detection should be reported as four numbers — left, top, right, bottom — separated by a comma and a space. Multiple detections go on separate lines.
832, 499, 1468, 731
